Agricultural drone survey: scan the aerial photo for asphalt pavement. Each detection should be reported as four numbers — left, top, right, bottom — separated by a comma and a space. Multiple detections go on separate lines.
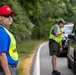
30, 42, 75, 75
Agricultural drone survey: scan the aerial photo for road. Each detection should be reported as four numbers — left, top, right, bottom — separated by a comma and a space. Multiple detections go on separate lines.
30, 42, 74, 75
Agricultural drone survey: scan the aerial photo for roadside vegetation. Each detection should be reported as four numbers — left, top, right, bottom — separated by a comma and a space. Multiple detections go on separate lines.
0, 0, 76, 42
17, 40, 45, 75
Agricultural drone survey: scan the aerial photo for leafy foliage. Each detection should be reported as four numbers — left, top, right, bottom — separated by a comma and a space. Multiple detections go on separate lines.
0, 0, 34, 42
0, 0, 76, 41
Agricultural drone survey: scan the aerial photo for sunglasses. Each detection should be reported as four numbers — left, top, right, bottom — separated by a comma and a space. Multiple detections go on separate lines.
1, 14, 13, 18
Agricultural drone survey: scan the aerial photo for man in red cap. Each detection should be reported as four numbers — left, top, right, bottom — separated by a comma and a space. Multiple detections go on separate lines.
0, 5, 18, 75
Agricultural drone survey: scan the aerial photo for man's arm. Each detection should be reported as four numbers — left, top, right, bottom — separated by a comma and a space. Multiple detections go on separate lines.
53, 25, 63, 36
55, 32, 63, 36
0, 53, 11, 75
53, 25, 63, 51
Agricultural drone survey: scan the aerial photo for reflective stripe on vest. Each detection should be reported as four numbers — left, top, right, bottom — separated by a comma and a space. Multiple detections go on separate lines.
0, 26, 18, 61
49, 25, 62, 45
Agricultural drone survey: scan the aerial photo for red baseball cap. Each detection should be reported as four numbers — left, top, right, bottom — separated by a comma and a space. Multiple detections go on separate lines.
0, 5, 16, 15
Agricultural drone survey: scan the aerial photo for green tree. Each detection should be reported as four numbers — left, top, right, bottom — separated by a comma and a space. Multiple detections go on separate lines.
1, 0, 76, 40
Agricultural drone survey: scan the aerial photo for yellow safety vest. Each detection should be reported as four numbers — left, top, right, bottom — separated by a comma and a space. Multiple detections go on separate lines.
0, 25, 18, 61
49, 25, 62, 45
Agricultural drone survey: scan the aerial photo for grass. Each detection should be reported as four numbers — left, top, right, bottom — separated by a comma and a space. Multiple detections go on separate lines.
17, 39, 45, 75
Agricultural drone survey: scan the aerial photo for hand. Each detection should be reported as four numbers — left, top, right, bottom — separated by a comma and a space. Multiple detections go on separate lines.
61, 31, 64, 34
60, 47, 63, 52
62, 32, 65, 34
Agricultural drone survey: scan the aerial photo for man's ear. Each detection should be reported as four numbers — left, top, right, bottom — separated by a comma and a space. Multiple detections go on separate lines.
0, 16, 1, 20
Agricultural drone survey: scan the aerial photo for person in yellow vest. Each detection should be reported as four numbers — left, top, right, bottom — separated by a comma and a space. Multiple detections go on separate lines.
49, 20, 65, 75
0, 5, 18, 75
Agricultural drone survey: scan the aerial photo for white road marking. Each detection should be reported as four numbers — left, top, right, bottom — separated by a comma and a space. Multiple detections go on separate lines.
33, 42, 46, 75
